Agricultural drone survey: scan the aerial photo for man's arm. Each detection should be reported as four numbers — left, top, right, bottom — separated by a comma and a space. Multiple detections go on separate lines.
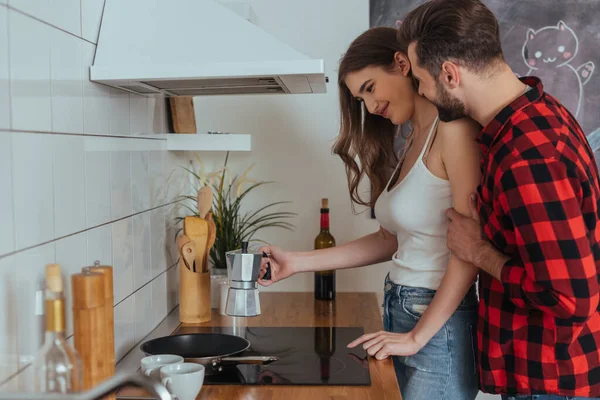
472, 241, 508, 281
492, 158, 599, 322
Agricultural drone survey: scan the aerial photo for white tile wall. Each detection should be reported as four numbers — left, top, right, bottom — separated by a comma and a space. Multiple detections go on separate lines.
0, 255, 17, 384
0, 6, 178, 389
131, 150, 151, 213
48, 0, 81, 36
109, 89, 130, 136
0, 6, 10, 129
0, 133, 14, 256
85, 143, 112, 228
133, 212, 152, 290
86, 224, 112, 266
151, 272, 168, 328
12, 133, 55, 249
82, 43, 110, 135
112, 218, 133, 305
9, 0, 50, 22
129, 95, 149, 135
150, 207, 166, 279
53, 135, 86, 237
9, 10, 52, 131
55, 233, 87, 337
50, 28, 84, 134
149, 150, 166, 207
81, 0, 105, 44
110, 148, 132, 220
114, 296, 135, 362
133, 283, 152, 344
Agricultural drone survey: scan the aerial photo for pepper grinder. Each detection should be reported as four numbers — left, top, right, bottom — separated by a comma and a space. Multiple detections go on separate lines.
71, 267, 106, 390
88, 261, 115, 400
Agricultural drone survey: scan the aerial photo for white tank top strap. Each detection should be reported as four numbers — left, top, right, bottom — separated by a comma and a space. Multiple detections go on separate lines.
384, 115, 440, 192
420, 115, 439, 163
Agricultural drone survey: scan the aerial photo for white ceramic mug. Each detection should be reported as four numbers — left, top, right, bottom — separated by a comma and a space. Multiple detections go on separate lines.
141, 354, 184, 381
160, 362, 205, 400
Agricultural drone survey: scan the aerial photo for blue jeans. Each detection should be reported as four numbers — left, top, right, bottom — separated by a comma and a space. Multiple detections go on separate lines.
502, 396, 596, 400
382, 275, 479, 400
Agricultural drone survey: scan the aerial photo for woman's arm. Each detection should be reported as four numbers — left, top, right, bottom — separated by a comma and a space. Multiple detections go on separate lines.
293, 226, 398, 273
408, 118, 481, 347
259, 226, 397, 286
349, 117, 482, 358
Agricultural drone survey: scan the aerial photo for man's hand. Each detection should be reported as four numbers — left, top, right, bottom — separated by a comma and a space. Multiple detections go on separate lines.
446, 194, 509, 280
445, 194, 486, 265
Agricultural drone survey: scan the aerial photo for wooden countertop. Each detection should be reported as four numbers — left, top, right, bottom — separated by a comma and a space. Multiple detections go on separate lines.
117, 292, 401, 400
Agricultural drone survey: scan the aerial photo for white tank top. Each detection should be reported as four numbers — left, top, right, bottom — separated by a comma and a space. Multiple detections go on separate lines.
374, 116, 452, 290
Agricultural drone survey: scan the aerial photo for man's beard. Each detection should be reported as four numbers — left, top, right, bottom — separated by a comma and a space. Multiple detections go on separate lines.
433, 81, 466, 122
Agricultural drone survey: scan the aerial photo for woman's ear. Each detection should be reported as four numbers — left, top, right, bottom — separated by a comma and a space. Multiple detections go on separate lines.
394, 52, 411, 77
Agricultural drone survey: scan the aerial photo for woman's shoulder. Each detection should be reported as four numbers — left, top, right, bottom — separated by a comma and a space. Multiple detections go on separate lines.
436, 117, 482, 159
437, 117, 481, 140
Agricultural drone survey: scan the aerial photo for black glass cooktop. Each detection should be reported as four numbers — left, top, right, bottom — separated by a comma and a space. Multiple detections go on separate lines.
172, 326, 371, 386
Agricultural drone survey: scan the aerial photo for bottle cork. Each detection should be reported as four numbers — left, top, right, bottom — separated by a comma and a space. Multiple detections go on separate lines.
45, 264, 63, 293
321, 198, 329, 209
87, 261, 115, 400
72, 268, 105, 390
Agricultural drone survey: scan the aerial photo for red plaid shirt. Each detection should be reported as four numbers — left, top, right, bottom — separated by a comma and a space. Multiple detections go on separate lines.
476, 76, 600, 396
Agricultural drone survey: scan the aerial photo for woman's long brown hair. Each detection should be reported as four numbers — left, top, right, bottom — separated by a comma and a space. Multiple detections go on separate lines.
333, 27, 413, 209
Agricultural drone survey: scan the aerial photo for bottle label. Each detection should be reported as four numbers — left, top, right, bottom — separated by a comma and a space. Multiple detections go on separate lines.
46, 299, 65, 332
320, 211, 329, 229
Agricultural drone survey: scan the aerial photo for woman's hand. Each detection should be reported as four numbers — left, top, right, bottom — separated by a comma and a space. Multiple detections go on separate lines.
347, 330, 424, 359
257, 245, 298, 286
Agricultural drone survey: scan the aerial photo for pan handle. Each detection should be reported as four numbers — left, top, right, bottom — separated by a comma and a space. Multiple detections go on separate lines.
215, 356, 279, 367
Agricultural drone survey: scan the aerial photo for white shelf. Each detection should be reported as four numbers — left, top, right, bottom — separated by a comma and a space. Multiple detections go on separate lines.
157, 133, 251, 151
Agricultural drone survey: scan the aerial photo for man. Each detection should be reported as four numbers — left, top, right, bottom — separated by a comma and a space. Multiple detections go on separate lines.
398, 1, 600, 399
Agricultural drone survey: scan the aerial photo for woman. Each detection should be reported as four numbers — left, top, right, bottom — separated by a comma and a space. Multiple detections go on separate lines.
259, 27, 481, 400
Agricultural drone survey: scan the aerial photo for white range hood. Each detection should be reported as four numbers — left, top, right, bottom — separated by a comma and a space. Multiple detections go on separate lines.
90, 0, 328, 96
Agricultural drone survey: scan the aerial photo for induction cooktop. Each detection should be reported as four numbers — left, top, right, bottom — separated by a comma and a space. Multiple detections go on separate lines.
172, 326, 371, 386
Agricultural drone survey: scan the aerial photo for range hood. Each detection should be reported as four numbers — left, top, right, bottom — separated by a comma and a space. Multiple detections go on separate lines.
90, 0, 328, 96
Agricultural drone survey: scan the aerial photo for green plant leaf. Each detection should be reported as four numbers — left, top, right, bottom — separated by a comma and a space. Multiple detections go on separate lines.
179, 152, 296, 270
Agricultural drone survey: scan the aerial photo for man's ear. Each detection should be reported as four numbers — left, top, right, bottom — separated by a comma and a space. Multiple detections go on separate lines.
440, 61, 461, 89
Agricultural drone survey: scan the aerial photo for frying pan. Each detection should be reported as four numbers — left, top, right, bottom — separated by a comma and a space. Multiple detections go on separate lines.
140, 333, 279, 375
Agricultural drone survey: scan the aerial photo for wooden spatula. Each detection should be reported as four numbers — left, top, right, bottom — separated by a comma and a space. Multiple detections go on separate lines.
204, 212, 217, 273
197, 186, 213, 220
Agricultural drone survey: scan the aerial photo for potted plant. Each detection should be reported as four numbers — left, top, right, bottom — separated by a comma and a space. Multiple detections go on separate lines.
177, 152, 296, 272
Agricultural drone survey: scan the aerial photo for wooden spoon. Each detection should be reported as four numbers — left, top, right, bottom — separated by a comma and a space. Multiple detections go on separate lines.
176, 234, 195, 271
182, 240, 197, 273
197, 186, 213, 220
204, 212, 217, 273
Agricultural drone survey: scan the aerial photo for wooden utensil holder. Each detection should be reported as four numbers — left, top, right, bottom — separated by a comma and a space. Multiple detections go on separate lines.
180, 216, 211, 323
179, 264, 211, 323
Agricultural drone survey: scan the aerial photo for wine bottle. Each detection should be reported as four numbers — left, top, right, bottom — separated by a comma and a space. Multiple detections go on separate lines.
314, 198, 336, 300
32, 264, 82, 393
314, 300, 336, 382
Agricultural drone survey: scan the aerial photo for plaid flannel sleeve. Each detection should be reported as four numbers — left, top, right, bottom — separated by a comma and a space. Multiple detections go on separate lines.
498, 158, 599, 323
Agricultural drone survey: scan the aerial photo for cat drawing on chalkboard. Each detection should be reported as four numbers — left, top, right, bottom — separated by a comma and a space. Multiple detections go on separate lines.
521, 20, 594, 118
